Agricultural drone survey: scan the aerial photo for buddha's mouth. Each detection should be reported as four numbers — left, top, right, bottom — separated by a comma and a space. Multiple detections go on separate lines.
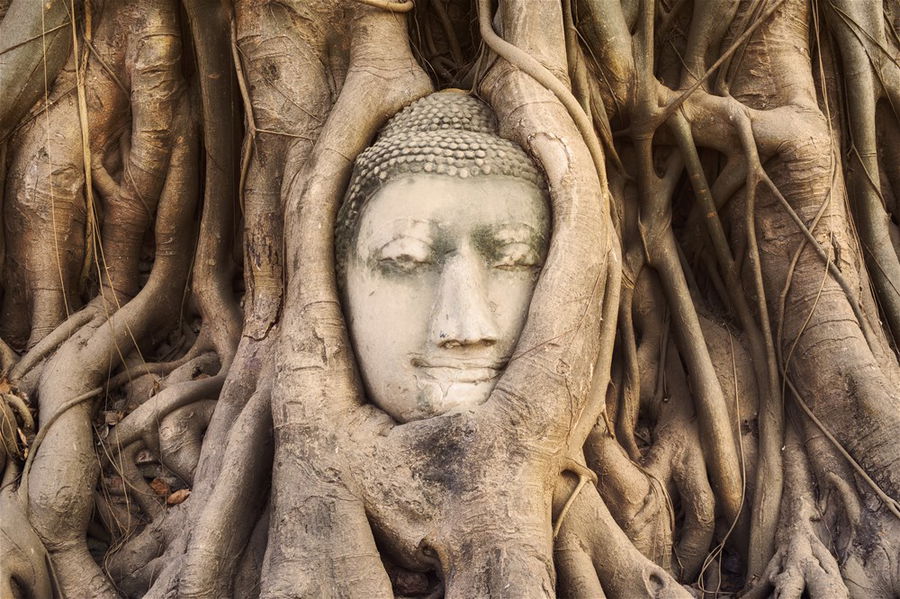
418, 366, 501, 383
410, 357, 505, 384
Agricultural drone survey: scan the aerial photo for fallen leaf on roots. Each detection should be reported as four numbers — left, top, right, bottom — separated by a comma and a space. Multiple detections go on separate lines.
167, 489, 191, 505
150, 478, 171, 496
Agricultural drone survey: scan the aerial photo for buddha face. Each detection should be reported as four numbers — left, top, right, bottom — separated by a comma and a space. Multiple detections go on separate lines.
344, 174, 549, 423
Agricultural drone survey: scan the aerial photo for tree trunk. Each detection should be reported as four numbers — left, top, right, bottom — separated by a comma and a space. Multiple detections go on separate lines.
1, 0, 898, 597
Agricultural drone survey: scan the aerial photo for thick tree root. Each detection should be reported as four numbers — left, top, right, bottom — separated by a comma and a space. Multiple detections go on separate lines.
3, 0, 900, 596
743, 426, 849, 599
106, 375, 225, 455
555, 481, 691, 598
0, 485, 55, 599
17, 91, 197, 597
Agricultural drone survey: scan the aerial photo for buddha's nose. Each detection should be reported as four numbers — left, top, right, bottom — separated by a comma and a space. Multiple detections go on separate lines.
430, 252, 499, 349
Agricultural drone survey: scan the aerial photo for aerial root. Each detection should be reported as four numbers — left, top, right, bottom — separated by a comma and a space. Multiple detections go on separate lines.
183, 0, 242, 367
8, 305, 99, 385
1, 390, 33, 440
178, 378, 272, 598
669, 449, 715, 581
18, 115, 199, 596
616, 282, 642, 461
93, 490, 140, 539
680, 0, 740, 89
106, 506, 187, 597
0, 480, 54, 599
649, 342, 720, 580
233, 507, 270, 598
555, 540, 607, 598
118, 442, 166, 520
98, 375, 224, 522
354, 0, 415, 12
105, 374, 225, 454
555, 481, 692, 598
554, 459, 599, 538
133, 344, 274, 596
625, 98, 743, 529
0, 391, 32, 485
157, 400, 217, 484
260, 0, 432, 590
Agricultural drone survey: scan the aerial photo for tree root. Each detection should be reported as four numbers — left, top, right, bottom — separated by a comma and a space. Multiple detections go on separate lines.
134, 336, 276, 595
175, 377, 272, 599
105, 374, 225, 455
743, 425, 849, 599
157, 399, 217, 485
19, 88, 197, 597
233, 505, 270, 598
826, 0, 900, 342
0, 0, 70, 141
0, 337, 17, 378
555, 481, 691, 598
106, 506, 188, 597
117, 443, 166, 520
802, 407, 900, 598
183, 0, 242, 367
263, 1, 616, 595
3, 0, 899, 596
0, 483, 55, 599
8, 305, 98, 385
643, 347, 717, 581
259, 5, 433, 595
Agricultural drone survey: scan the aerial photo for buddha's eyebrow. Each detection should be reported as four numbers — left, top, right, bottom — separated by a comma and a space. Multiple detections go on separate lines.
478, 223, 546, 246
362, 219, 437, 251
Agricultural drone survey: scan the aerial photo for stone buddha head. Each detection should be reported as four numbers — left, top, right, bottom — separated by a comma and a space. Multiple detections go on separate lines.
337, 91, 550, 423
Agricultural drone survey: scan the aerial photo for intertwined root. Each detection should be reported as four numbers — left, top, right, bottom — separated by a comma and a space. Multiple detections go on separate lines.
1, 0, 899, 597
748, 528, 848, 599
744, 427, 848, 599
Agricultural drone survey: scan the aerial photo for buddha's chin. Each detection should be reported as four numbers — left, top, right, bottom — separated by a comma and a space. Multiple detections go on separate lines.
390, 377, 496, 423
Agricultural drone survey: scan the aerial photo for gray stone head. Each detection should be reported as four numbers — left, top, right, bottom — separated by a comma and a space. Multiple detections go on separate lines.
337, 91, 550, 422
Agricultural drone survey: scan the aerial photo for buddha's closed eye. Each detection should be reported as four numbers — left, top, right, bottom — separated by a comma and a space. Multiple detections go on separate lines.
491, 242, 542, 271
376, 237, 435, 273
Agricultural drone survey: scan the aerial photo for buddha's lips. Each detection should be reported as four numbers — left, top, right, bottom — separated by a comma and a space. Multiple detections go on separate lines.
410, 357, 505, 383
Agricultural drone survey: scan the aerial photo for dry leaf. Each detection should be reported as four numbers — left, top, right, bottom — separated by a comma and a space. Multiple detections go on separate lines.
167, 489, 191, 505
150, 478, 171, 496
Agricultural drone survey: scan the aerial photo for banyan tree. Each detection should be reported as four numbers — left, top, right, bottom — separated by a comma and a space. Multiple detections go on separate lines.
1, 0, 899, 597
